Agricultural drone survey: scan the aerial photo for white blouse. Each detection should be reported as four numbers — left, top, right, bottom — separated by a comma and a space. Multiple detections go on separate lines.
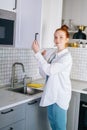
35, 48, 72, 110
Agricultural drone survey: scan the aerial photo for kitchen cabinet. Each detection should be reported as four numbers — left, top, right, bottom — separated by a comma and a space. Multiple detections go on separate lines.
0, 0, 16, 12
41, 0, 63, 48
15, 0, 42, 49
15, 0, 63, 49
25, 98, 51, 130
0, 120, 25, 130
67, 91, 80, 130
0, 104, 25, 129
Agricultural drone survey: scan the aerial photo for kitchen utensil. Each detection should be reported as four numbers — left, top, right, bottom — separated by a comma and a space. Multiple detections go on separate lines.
27, 87, 35, 95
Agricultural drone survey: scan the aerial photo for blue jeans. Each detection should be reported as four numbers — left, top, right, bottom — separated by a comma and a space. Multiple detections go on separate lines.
47, 104, 67, 130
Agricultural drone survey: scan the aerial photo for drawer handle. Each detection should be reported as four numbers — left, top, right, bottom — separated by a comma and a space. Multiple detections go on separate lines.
28, 101, 38, 105
1, 109, 14, 114
82, 104, 87, 108
9, 127, 13, 130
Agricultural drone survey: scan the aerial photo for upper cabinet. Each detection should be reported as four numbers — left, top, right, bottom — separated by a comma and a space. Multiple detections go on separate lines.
15, 0, 63, 49
15, 0, 42, 48
41, 0, 63, 48
0, 0, 16, 12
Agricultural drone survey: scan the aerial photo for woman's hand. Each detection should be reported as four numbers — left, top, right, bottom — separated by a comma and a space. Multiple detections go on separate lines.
41, 50, 46, 56
32, 40, 40, 53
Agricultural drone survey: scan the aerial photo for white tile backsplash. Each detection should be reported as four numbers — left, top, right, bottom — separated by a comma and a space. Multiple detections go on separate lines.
0, 47, 87, 87
69, 47, 87, 81
0, 47, 41, 86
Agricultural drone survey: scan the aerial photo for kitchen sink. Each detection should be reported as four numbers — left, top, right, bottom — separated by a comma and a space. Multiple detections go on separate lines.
8, 87, 43, 95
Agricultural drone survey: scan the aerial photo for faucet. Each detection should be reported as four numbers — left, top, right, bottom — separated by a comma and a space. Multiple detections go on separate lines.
11, 62, 26, 89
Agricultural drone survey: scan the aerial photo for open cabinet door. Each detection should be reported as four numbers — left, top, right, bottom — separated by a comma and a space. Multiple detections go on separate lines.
40, 0, 63, 48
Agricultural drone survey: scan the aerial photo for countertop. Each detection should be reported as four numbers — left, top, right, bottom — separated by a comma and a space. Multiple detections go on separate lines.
0, 78, 87, 111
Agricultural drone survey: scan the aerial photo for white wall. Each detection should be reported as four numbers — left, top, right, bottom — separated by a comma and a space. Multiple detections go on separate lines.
62, 0, 87, 25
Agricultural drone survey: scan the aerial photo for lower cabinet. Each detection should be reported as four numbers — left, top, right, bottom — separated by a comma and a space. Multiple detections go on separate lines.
0, 98, 51, 130
0, 104, 26, 130
67, 91, 80, 130
25, 98, 51, 130
0, 120, 25, 130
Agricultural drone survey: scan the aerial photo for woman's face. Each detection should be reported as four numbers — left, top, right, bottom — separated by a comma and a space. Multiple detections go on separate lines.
54, 30, 69, 48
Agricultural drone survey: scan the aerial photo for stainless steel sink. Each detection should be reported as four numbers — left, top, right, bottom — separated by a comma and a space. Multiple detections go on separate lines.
8, 87, 43, 95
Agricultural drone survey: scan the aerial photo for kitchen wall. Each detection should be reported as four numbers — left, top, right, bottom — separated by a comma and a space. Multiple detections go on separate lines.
0, 47, 87, 87
69, 47, 87, 81
0, 47, 41, 87
62, 0, 87, 26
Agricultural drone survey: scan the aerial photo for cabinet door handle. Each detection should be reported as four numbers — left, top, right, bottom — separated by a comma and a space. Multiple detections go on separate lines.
9, 127, 13, 130
13, 0, 17, 10
35, 33, 39, 40
82, 104, 87, 108
1, 109, 14, 114
28, 101, 38, 105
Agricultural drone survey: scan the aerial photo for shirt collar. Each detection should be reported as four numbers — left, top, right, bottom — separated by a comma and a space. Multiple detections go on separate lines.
56, 48, 69, 57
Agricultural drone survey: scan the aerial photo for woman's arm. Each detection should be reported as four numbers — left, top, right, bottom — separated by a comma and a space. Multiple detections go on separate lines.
32, 40, 72, 76
35, 52, 72, 76
39, 65, 46, 78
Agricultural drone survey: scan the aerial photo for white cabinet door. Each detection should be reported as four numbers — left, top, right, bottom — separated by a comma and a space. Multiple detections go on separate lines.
26, 99, 51, 130
15, 0, 42, 48
40, 0, 63, 48
67, 91, 80, 130
0, 120, 25, 130
0, 0, 16, 12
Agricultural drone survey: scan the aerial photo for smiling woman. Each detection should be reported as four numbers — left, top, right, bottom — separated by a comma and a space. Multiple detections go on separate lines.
32, 25, 72, 130
54, 25, 69, 48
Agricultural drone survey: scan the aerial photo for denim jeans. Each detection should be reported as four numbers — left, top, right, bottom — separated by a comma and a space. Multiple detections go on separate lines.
47, 104, 67, 130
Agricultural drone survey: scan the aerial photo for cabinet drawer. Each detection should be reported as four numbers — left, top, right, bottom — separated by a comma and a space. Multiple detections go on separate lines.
0, 104, 25, 129
0, 120, 25, 130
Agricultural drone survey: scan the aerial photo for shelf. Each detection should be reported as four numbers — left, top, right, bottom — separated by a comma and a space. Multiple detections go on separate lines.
68, 30, 78, 33
69, 39, 87, 43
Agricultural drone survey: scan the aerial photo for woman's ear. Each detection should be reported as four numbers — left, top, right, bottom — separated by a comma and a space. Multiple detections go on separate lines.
66, 38, 69, 43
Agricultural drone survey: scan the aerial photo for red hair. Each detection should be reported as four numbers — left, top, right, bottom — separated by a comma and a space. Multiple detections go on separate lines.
55, 25, 69, 38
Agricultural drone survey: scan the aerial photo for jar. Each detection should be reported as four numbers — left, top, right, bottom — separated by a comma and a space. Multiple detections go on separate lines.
80, 42, 83, 48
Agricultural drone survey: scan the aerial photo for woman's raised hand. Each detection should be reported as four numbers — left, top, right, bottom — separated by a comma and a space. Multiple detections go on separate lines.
32, 40, 40, 53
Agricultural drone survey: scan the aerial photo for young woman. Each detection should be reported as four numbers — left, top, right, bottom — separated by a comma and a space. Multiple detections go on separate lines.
32, 25, 72, 130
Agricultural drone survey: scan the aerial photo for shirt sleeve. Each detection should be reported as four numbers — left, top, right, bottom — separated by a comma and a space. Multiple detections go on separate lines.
35, 52, 72, 76
39, 65, 46, 78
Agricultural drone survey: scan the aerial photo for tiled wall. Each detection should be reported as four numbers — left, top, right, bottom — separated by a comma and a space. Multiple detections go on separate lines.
69, 47, 87, 81
0, 47, 87, 87
0, 47, 41, 87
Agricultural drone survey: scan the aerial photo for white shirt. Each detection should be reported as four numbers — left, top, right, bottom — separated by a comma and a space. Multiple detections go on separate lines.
35, 48, 72, 110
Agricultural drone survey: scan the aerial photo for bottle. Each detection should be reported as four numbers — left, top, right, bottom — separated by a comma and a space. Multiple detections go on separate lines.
68, 19, 75, 31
